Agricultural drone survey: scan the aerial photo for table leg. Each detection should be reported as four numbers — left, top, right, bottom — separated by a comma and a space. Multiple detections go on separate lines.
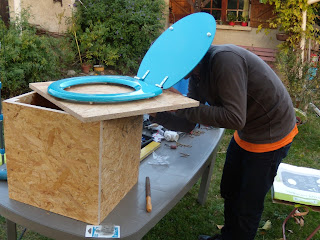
197, 148, 218, 205
282, 206, 320, 240
6, 219, 17, 240
306, 224, 320, 240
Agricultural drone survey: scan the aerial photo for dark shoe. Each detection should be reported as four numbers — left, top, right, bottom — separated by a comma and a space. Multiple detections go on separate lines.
198, 234, 222, 240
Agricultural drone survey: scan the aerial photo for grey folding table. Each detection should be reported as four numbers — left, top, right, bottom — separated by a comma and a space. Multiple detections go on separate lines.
0, 127, 224, 240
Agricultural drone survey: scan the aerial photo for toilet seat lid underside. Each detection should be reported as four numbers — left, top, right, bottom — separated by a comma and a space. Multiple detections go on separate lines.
137, 12, 216, 89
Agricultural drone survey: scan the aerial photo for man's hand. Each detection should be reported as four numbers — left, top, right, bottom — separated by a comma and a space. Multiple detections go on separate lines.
149, 88, 182, 118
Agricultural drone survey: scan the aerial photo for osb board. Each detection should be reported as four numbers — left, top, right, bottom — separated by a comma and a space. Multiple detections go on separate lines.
3, 97, 101, 223
99, 115, 143, 222
7, 90, 64, 112
3, 92, 143, 224
29, 81, 199, 123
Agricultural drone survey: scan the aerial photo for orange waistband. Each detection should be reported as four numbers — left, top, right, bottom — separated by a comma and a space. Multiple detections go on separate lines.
234, 124, 298, 153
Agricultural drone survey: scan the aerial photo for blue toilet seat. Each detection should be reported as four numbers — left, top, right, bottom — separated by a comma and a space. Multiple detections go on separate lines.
47, 76, 163, 102
47, 13, 216, 103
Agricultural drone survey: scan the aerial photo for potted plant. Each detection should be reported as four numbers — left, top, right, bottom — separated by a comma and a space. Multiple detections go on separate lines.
77, 23, 119, 74
262, 0, 320, 48
75, 23, 117, 74
81, 62, 92, 74
276, 32, 289, 41
93, 64, 105, 73
227, 12, 237, 26
77, 30, 95, 74
91, 43, 119, 74
239, 15, 248, 26
68, 13, 94, 74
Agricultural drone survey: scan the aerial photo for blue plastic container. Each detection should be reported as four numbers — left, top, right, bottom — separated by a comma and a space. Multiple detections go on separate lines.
0, 168, 7, 181
173, 78, 189, 96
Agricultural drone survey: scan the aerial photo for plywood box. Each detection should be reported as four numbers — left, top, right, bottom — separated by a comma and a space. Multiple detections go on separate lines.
3, 92, 144, 224
3, 83, 199, 224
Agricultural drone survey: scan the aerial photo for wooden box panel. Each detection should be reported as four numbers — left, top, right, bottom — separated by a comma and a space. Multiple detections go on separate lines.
99, 117, 142, 222
3, 92, 142, 224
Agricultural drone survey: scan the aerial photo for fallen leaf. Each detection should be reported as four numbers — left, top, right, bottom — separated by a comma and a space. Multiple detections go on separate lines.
294, 210, 309, 217
216, 225, 224, 230
261, 220, 272, 230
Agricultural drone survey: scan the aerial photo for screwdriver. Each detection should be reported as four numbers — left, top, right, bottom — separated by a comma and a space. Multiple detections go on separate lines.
146, 176, 152, 212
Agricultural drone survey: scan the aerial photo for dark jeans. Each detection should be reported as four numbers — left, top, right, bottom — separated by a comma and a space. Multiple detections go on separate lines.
220, 137, 292, 240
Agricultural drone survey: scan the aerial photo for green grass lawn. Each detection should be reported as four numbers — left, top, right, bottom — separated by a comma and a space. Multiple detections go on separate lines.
0, 109, 319, 240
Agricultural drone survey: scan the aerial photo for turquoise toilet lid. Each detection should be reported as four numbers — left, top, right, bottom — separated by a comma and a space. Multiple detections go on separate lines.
47, 13, 216, 103
137, 12, 216, 89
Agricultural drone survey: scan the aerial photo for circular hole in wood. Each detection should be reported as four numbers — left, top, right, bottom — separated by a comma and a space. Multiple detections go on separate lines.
66, 83, 135, 95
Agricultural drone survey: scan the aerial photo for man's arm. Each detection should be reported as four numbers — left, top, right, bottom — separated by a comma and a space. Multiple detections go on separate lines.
175, 51, 248, 130
149, 78, 201, 133
149, 111, 196, 132
151, 51, 248, 131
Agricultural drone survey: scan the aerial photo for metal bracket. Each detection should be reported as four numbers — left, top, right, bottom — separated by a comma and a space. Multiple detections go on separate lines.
134, 70, 150, 81
142, 70, 150, 80
155, 76, 168, 89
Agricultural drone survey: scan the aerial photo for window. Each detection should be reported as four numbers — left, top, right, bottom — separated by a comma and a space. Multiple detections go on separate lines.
202, 0, 250, 24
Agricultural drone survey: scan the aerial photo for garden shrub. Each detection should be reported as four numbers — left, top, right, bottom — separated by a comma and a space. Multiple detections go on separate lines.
0, 11, 75, 98
276, 47, 320, 110
260, 0, 320, 49
72, 0, 165, 74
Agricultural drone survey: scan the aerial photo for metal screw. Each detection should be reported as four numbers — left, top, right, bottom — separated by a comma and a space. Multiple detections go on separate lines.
169, 26, 174, 31
207, 32, 212, 37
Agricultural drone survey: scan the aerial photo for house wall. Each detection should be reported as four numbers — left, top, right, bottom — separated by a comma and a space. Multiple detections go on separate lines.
7, 0, 280, 49
8, 0, 170, 33
8, 0, 75, 33
213, 25, 282, 49
168, 0, 279, 49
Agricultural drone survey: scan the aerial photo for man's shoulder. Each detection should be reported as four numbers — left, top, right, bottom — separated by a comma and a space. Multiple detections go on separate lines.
208, 44, 246, 63
210, 44, 244, 55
